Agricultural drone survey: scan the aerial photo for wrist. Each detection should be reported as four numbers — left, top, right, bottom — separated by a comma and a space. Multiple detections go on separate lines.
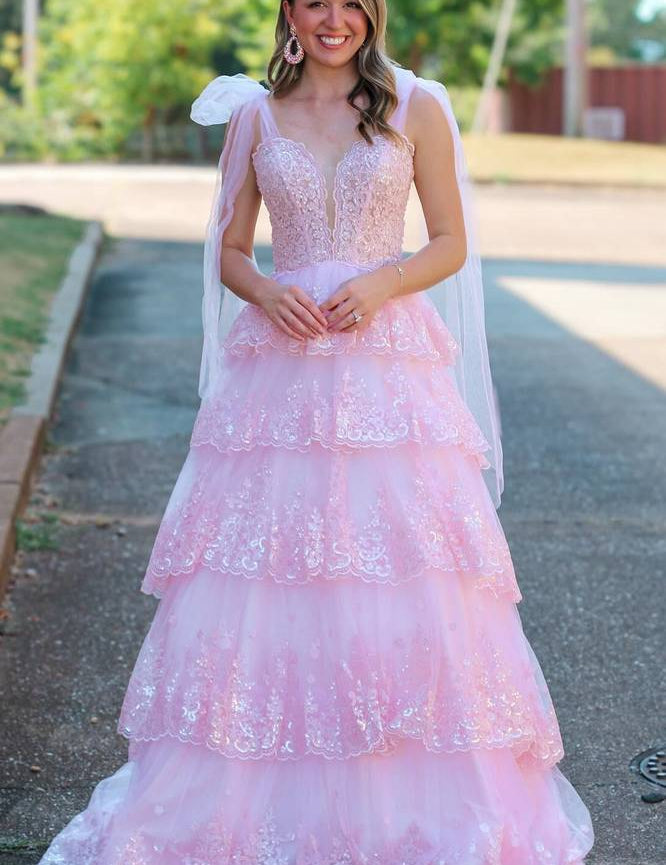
251, 274, 281, 310
383, 262, 405, 299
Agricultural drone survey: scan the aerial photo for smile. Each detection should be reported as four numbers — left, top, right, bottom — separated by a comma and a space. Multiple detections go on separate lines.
317, 35, 350, 48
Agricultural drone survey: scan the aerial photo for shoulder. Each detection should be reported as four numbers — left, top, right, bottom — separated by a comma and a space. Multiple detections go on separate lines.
408, 85, 444, 121
404, 80, 453, 152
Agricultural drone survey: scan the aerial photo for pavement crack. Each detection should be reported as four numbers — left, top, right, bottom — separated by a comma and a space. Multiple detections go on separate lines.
55, 511, 161, 528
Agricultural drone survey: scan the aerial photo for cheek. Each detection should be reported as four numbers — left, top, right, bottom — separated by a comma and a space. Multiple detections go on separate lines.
295, 11, 323, 34
349, 13, 369, 37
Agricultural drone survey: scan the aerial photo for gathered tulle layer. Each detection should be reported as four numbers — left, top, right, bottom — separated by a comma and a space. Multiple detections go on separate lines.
222, 261, 461, 364
141, 442, 518, 599
38, 737, 594, 865
192, 347, 491, 459
124, 566, 560, 766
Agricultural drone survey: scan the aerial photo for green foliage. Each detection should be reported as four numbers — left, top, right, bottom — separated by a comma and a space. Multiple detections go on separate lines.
385, 0, 565, 87
0, 91, 48, 159
206, 0, 567, 90
588, 0, 666, 61
5, 0, 662, 160
34, 0, 241, 157
445, 85, 482, 132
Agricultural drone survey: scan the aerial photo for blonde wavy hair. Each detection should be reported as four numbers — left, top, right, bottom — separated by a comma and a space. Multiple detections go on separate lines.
266, 0, 406, 148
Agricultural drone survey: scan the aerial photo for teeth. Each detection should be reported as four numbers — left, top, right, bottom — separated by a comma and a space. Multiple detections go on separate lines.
320, 36, 346, 45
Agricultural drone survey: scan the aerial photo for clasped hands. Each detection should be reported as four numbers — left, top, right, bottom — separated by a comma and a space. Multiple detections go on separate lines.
260, 267, 397, 342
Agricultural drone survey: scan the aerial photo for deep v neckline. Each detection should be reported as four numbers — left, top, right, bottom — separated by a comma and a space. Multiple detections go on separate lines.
260, 95, 370, 245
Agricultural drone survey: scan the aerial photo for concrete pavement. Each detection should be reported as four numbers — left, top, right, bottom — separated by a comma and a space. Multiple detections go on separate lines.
1, 164, 666, 267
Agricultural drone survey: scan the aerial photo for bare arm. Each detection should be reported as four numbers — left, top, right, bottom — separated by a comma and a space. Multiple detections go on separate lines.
389, 84, 468, 298
218, 109, 328, 340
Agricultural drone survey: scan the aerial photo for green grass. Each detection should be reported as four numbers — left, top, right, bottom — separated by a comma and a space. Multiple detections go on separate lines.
0, 212, 86, 426
15, 516, 61, 552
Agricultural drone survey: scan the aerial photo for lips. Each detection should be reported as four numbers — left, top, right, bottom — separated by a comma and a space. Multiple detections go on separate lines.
317, 35, 350, 48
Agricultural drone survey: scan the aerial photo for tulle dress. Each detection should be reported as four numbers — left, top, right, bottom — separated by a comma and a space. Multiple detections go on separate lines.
37, 75, 595, 865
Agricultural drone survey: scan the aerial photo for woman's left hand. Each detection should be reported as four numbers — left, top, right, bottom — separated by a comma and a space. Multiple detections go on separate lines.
319, 267, 395, 333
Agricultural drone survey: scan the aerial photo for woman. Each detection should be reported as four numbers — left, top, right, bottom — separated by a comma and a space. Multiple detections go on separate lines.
39, 1, 595, 862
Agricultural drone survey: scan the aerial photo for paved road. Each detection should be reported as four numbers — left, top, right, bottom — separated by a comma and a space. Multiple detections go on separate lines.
0, 169, 665, 863
1, 164, 666, 267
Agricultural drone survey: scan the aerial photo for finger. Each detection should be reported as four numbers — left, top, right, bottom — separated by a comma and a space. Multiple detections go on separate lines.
286, 305, 320, 337
277, 316, 306, 341
291, 295, 327, 333
328, 299, 358, 330
320, 295, 342, 313
337, 311, 362, 332
283, 309, 313, 338
269, 310, 304, 340
271, 315, 305, 342
320, 284, 350, 313
293, 290, 328, 328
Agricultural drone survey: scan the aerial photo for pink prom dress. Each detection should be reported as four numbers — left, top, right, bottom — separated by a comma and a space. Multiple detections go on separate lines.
38, 75, 595, 864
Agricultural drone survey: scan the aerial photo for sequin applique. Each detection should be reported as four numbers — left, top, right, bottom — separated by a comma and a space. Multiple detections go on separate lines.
105, 808, 504, 865
252, 133, 413, 273
120, 577, 563, 766
190, 356, 491, 462
141, 446, 519, 599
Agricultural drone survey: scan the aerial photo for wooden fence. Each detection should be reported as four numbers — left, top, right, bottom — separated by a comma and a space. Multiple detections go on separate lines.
508, 65, 666, 143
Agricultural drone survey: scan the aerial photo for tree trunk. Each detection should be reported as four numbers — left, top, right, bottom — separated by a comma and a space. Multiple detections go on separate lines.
142, 105, 156, 163
408, 42, 423, 76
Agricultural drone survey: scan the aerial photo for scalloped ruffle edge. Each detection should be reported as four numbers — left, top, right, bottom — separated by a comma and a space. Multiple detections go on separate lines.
140, 442, 518, 599
126, 567, 558, 767
191, 350, 491, 463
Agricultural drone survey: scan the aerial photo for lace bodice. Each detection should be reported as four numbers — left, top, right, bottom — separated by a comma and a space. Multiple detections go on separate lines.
251, 97, 415, 274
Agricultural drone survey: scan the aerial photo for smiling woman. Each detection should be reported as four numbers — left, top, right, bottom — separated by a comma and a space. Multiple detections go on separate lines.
36, 1, 595, 863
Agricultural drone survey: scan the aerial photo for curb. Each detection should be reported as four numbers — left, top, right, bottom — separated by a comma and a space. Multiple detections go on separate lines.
0, 220, 104, 602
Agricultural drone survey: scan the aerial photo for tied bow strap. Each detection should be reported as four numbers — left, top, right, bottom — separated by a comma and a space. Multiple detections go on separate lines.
190, 73, 267, 126
190, 73, 267, 404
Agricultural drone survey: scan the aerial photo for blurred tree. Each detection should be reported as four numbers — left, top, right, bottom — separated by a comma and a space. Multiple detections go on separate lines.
37, 0, 242, 158
588, 0, 666, 62
0, 0, 21, 33
231, 0, 277, 80
386, 0, 566, 86
0, 0, 23, 93
222, 0, 566, 88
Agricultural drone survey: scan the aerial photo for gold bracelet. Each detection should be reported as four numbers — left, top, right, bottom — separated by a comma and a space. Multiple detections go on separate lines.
393, 263, 405, 292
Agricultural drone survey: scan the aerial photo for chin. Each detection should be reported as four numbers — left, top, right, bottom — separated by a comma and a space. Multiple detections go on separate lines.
314, 53, 359, 67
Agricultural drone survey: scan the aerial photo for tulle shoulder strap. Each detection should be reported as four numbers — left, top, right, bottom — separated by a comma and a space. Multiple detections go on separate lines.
388, 63, 419, 132
189, 73, 268, 404
190, 72, 268, 126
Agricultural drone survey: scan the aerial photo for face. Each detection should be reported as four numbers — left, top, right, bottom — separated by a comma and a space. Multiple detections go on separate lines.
284, 0, 369, 67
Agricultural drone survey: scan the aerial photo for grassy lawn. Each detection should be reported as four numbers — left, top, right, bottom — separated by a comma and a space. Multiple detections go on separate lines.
463, 132, 666, 188
0, 211, 86, 427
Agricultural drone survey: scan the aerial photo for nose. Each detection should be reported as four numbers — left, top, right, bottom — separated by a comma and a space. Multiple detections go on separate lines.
325, 6, 344, 28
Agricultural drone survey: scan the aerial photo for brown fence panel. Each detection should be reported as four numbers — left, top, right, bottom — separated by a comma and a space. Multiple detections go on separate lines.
508, 65, 666, 143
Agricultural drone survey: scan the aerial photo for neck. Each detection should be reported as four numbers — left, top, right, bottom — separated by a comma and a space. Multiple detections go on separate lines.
295, 59, 360, 101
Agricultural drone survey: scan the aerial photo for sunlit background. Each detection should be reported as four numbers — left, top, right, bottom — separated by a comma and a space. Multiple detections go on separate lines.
0, 0, 665, 418
0, 8, 665, 863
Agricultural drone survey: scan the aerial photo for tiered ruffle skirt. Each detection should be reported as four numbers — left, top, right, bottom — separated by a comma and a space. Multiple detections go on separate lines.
39, 267, 594, 864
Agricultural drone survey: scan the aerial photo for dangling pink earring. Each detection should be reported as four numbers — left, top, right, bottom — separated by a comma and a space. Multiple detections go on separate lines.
284, 23, 304, 65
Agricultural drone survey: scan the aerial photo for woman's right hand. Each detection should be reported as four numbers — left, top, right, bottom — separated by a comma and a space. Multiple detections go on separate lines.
259, 282, 329, 340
